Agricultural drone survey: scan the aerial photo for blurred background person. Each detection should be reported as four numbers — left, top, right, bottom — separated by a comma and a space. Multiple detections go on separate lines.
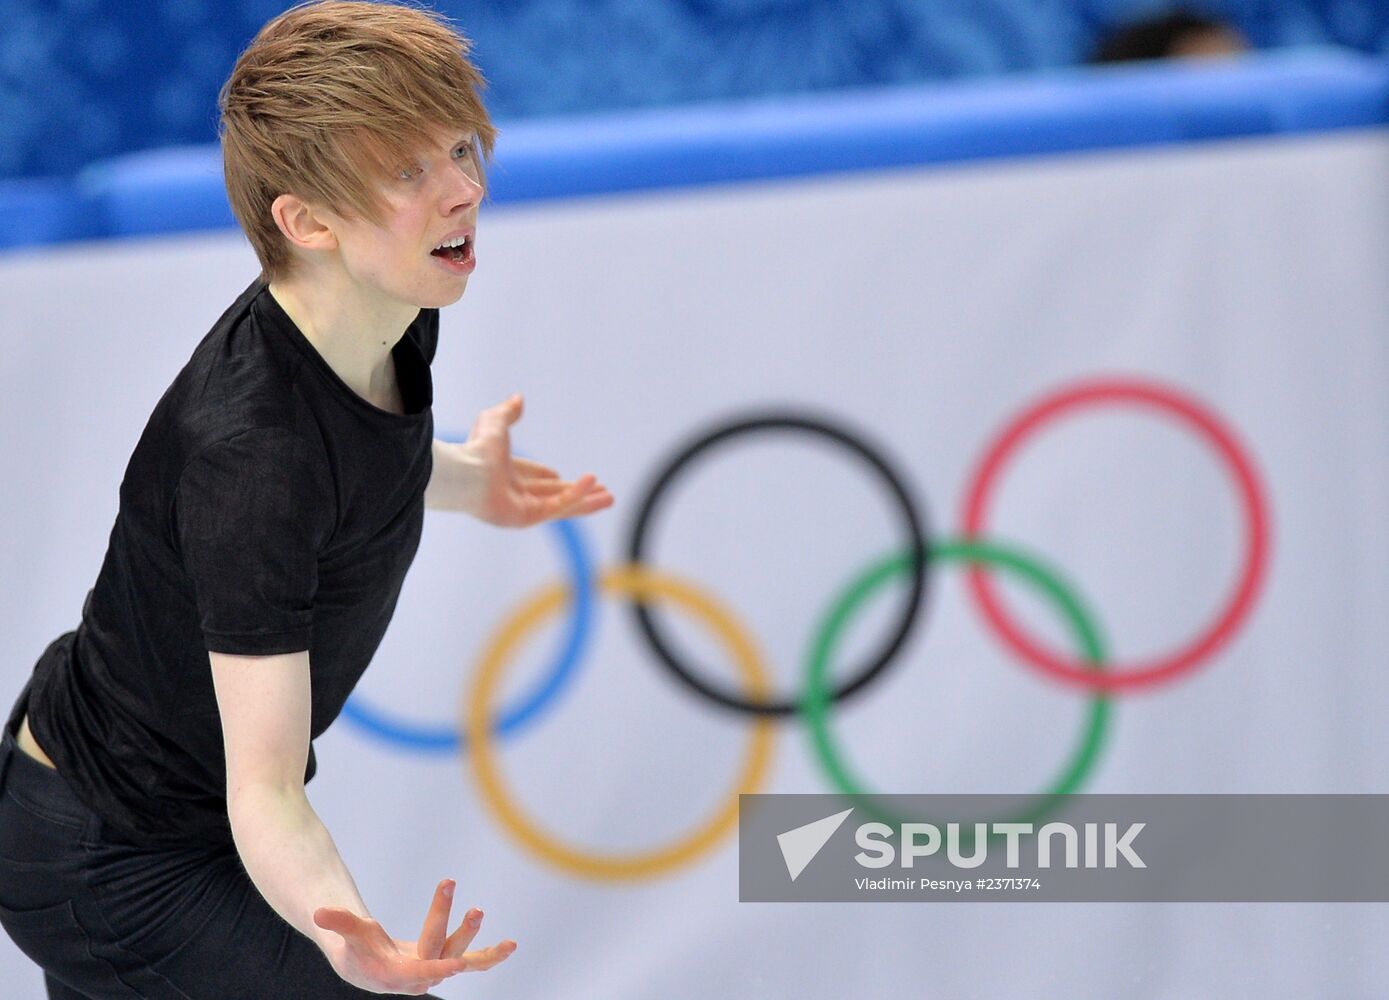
1090, 9, 1251, 64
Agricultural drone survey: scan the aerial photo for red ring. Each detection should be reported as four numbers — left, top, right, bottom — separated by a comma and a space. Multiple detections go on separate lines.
960, 377, 1271, 693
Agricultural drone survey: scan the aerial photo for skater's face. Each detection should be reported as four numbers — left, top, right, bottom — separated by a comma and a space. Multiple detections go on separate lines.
326, 128, 483, 310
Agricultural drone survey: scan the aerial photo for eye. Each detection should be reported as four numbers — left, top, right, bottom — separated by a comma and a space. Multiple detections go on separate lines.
397, 164, 423, 181
453, 142, 474, 161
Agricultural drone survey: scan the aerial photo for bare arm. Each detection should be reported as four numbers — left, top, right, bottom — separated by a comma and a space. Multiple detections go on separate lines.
210, 649, 515, 993
210, 649, 366, 948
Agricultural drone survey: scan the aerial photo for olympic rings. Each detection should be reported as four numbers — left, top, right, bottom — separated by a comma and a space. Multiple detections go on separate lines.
341, 449, 598, 752
803, 539, 1110, 830
464, 565, 777, 880
345, 377, 1271, 885
626, 412, 931, 717
961, 378, 1271, 692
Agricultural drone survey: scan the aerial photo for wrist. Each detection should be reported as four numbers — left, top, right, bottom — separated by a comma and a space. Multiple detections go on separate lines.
425, 439, 486, 514
315, 933, 374, 993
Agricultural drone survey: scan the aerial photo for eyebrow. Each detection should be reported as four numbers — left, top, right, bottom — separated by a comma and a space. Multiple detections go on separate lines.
401, 133, 476, 169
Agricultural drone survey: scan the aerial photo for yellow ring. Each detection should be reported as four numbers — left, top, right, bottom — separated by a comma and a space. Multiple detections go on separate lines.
463, 564, 776, 881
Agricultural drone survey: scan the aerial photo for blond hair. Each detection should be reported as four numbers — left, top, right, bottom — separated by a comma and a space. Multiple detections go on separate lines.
218, 1, 497, 281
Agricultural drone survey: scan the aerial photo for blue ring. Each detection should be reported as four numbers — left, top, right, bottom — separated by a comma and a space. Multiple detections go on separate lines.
341, 447, 597, 753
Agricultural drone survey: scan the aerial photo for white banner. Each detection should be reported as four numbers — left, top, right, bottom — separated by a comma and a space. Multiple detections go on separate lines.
2, 128, 1387, 998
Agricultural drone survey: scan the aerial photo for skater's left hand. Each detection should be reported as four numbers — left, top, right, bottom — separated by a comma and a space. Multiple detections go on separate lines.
425, 393, 613, 525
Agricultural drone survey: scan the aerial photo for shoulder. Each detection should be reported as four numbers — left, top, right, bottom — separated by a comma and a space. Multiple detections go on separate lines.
162, 282, 322, 457
116, 280, 321, 506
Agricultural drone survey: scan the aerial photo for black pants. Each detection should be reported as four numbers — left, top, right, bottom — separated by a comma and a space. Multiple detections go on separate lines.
0, 683, 436, 999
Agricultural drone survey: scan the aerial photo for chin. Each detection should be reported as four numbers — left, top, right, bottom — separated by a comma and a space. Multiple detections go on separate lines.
418, 279, 469, 309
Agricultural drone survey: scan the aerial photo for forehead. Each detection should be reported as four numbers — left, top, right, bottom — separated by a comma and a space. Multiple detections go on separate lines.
414, 124, 475, 154
349, 123, 467, 176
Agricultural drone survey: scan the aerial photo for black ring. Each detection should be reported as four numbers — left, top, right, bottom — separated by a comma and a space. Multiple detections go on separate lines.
625, 411, 932, 717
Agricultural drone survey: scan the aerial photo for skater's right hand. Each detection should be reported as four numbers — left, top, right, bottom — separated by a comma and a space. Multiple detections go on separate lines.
314, 878, 516, 995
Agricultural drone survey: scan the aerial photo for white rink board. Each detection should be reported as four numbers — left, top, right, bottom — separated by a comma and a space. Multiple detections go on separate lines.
2, 129, 1388, 999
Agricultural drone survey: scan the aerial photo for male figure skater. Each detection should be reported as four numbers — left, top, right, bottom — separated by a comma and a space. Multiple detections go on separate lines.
0, 3, 611, 996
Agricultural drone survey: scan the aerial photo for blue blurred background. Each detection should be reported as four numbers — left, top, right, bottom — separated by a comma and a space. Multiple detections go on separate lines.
4, 0, 1389, 181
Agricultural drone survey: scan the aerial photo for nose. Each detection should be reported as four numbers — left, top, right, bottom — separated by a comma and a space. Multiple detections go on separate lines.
440, 162, 483, 215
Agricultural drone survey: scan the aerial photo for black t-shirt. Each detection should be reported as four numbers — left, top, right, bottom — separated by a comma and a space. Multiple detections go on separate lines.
27, 279, 437, 846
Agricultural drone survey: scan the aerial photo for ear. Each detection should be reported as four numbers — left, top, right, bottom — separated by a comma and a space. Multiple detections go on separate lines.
270, 193, 339, 254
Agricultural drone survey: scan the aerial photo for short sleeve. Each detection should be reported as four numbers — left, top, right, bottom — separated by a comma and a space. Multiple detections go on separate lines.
174, 428, 335, 655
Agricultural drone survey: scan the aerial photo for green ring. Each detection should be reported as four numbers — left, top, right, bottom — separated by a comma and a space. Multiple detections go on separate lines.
802, 539, 1111, 832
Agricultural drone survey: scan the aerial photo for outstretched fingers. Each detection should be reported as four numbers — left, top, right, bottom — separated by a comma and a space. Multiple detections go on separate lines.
401, 955, 475, 980
314, 903, 514, 993
442, 910, 518, 970
416, 879, 455, 958
443, 907, 483, 956
458, 939, 518, 971
402, 943, 515, 981
515, 473, 613, 520
559, 476, 614, 516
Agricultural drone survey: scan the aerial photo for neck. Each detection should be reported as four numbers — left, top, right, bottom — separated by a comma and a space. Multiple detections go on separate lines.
267, 268, 418, 411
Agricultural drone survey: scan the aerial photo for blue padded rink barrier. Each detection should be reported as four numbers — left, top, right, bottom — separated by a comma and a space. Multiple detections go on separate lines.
1, 47, 1387, 251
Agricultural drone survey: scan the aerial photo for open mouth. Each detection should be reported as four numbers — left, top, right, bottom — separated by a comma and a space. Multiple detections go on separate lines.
430, 235, 473, 264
